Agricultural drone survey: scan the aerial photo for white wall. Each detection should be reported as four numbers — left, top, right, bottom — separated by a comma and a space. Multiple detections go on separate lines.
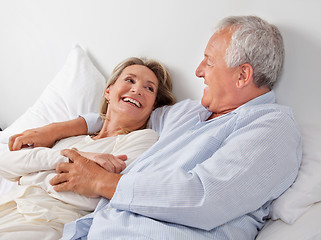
1, 0, 320, 128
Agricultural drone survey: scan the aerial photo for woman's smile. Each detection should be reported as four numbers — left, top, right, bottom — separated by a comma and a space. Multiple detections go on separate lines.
122, 97, 142, 108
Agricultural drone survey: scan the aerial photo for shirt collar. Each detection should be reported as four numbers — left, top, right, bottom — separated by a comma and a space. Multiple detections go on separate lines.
235, 90, 276, 111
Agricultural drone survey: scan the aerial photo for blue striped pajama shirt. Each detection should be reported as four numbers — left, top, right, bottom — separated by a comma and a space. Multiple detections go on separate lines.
63, 91, 301, 240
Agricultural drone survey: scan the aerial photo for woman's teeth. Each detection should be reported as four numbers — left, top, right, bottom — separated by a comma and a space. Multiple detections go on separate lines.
123, 97, 141, 108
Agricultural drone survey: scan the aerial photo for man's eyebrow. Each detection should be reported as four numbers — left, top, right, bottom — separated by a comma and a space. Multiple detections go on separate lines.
204, 54, 212, 60
204, 54, 214, 61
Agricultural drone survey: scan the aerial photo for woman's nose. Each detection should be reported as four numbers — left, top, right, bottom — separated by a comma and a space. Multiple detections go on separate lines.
131, 85, 142, 95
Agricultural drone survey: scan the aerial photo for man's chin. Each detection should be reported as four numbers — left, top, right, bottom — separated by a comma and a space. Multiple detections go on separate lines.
200, 98, 209, 108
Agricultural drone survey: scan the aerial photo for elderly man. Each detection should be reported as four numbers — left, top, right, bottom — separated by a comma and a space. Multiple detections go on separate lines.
9, 16, 301, 240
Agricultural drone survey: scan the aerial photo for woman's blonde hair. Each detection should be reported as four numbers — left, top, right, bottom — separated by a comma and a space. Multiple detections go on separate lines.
99, 57, 176, 120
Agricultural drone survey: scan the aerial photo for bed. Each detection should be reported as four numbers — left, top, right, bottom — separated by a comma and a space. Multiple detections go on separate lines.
0, 44, 320, 239
1, 1, 321, 239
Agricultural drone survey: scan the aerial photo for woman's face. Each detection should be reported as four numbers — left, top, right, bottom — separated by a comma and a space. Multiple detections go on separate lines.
105, 64, 159, 127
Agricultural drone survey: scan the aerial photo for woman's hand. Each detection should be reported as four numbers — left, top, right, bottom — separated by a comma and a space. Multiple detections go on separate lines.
8, 117, 88, 151
50, 149, 122, 199
76, 151, 127, 173
9, 126, 58, 151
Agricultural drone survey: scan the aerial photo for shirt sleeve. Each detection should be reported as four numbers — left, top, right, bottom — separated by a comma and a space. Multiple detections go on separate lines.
0, 148, 67, 181
80, 113, 103, 134
148, 100, 201, 134
110, 110, 302, 230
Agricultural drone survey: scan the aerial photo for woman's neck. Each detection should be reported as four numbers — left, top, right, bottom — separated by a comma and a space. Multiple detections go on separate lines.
92, 116, 144, 140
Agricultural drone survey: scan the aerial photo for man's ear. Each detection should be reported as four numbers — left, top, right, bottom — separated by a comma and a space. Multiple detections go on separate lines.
236, 63, 253, 88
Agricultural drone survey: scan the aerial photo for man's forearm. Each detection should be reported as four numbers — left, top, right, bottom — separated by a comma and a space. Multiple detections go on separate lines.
97, 172, 123, 199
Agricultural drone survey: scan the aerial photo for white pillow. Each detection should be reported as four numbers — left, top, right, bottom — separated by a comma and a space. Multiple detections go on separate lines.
269, 125, 321, 224
257, 201, 321, 240
0, 44, 105, 144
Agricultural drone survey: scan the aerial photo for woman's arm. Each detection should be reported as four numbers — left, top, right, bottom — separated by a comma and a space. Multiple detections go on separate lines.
76, 151, 127, 173
9, 117, 88, 151
0, 148, 66, 181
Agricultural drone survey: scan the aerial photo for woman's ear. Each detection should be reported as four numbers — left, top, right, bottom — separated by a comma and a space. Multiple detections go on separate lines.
104, 86, 111, 101
236, 63, 253, 88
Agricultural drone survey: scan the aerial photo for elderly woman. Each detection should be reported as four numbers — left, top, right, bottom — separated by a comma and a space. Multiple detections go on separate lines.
0, 57, 175, 239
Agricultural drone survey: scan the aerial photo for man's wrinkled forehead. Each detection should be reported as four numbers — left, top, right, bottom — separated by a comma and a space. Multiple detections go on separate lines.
208, 29, 232, 50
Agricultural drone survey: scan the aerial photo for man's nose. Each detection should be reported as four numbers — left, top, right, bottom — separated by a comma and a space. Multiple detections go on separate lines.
195, 61, 205, 78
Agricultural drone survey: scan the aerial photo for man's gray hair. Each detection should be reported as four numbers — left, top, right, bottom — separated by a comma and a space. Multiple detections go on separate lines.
215, 16, 284, 89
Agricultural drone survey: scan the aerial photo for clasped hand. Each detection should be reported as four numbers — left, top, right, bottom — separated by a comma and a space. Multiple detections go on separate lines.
50, 149, 126, 199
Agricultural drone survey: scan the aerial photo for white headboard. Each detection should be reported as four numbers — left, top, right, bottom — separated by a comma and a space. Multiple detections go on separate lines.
1, 0, 320, 128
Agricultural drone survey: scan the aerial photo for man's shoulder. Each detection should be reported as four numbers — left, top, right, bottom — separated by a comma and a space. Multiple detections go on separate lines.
236, 102, 298, 130
239, 102, 294, 118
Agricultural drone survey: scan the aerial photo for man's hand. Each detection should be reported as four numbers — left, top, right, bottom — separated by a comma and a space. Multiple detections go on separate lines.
76, 151, 127, 173
50, 149, 122, 199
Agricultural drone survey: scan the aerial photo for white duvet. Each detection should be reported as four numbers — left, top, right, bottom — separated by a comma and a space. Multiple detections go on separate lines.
0, 129, 158, 239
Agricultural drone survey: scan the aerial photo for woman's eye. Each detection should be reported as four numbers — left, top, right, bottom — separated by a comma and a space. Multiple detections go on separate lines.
125, 78, 134, 83
146, 86, 154, 92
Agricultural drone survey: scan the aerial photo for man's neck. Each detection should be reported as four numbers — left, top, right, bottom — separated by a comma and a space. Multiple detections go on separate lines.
207, 88, 270, 120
